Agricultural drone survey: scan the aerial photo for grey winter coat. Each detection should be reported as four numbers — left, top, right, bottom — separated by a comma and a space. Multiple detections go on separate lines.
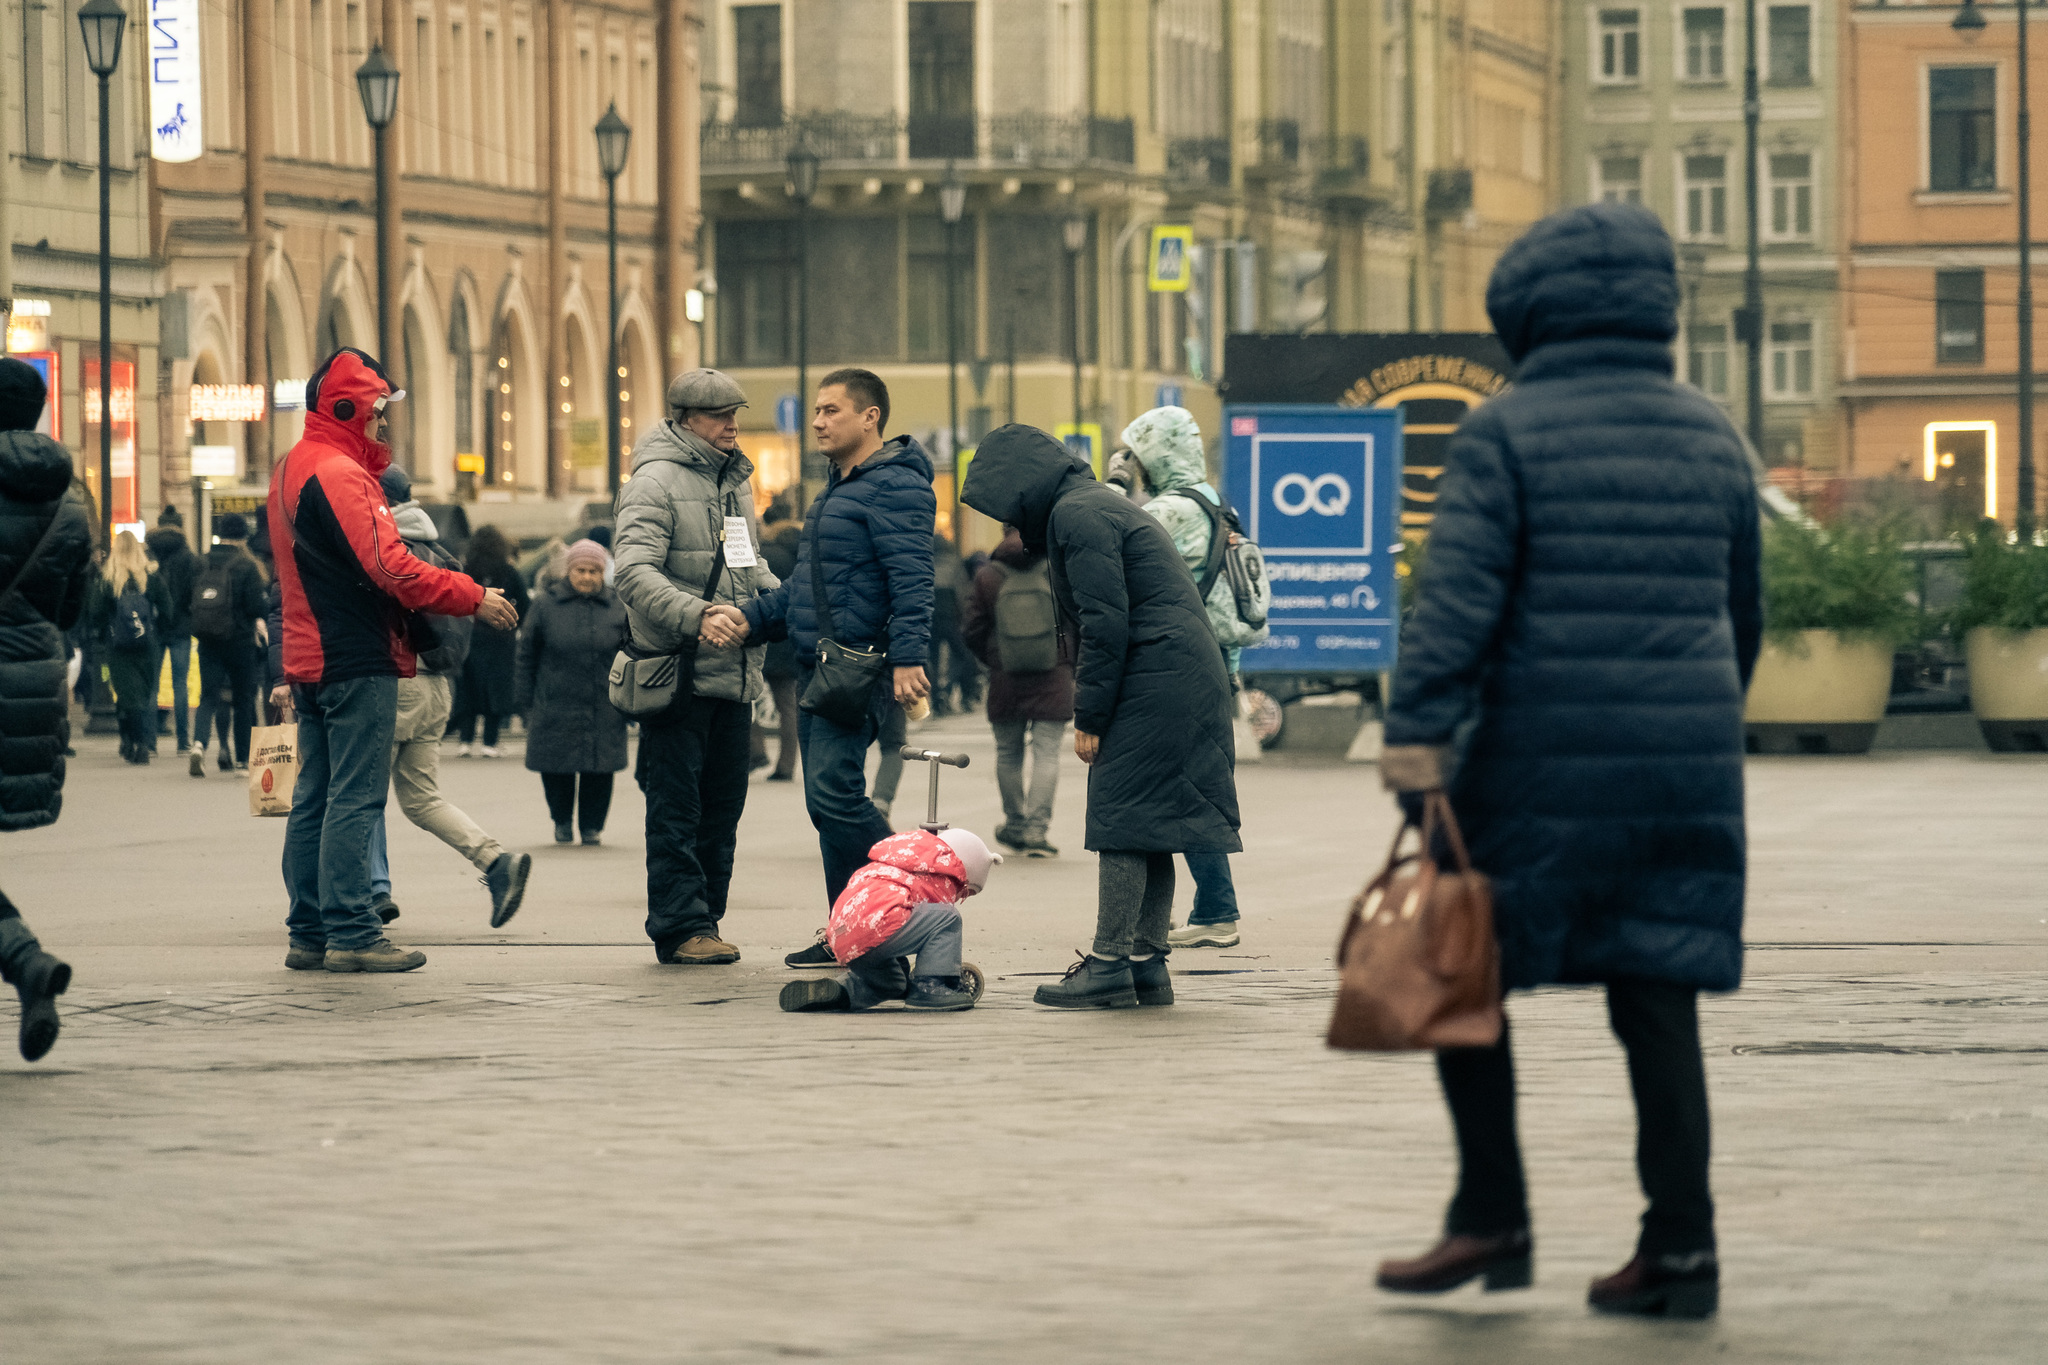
962, 424, 1241, 855
612, 421, 777, 702
516, 578, 629, 774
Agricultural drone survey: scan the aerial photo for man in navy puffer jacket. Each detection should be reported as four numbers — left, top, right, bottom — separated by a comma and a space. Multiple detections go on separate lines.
1372, 203, 1761, 1318
731, 369, 935, 956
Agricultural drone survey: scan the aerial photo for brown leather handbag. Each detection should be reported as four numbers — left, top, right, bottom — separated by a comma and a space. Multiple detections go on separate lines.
1327, 792, 1503, 1052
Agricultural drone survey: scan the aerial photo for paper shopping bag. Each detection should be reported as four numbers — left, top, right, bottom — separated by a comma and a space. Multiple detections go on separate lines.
248, 722, 298, 817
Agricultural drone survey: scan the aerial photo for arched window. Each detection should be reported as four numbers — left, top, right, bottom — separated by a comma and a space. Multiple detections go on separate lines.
450, 293, 474, 458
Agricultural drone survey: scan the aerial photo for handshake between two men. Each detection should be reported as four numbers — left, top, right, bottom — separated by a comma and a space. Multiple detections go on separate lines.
696, 603, 931, 706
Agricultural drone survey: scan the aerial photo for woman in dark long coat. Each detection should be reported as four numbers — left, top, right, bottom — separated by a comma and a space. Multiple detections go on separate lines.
962, 424, 1239, 1012
454, 523, 529, 756
0, 356, 96, 1060
1374, 203, 1761, 1320
516, 539, 628, 844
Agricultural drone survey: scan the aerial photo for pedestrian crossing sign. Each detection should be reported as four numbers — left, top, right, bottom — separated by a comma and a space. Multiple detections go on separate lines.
1054, 423, 1104, 479
1148, 227, 1194, 293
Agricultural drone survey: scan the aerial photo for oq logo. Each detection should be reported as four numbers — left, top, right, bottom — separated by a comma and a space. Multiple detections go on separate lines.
1252, 436, 1372, 553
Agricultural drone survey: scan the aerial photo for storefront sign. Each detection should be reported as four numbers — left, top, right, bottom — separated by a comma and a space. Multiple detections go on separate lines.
569, 417, 605, 469
5, 298, 51, 352
455, 453, 485, 474
85, 356, 141, 525
189, 444, 238, 477
190, 383, 266, 423
273, 379, 307, 411
148, 0, 204, 163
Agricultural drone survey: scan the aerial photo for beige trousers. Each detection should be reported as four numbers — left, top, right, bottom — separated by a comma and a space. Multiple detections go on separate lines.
392, 675, 503, 873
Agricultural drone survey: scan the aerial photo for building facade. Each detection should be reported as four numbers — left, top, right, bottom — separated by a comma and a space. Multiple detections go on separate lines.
3, 0, 162, 531
1839, 1, 2040, 529
154, 0, 706, 523
694, 0, 1559, 543
1560, 1, 1838, 470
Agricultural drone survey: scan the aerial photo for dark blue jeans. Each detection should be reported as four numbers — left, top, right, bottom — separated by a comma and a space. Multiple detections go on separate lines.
283, 676, 398, 952
797, 665, 896, 909
1185, 850, 1240, 924
160, 635, 191, 748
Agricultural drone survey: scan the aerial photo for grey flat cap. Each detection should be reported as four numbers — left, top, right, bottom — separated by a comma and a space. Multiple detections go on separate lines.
667, 368, 749, 413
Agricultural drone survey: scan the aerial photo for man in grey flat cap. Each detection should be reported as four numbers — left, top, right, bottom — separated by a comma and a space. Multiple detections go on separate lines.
612, 368, 779, 966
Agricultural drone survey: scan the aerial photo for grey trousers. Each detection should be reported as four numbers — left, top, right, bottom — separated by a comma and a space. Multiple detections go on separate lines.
1095, 850, 1175, 959
845, 902, 964, 1009
391, 675, 504, 873
991, 718, 1065, 841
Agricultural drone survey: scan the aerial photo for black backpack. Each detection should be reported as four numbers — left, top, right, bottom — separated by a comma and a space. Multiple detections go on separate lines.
111, 577, 156, 648
189, 560, 238, 641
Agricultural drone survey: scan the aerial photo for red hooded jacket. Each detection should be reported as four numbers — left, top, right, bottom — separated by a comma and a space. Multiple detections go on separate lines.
268, 349, 485, 684
827, 831, 970, 964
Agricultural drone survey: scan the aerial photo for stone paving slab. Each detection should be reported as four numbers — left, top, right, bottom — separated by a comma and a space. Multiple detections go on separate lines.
2, 724, 2046, 1362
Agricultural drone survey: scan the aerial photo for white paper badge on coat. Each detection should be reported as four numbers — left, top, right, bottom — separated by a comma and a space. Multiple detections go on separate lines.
722, 516, 758, 567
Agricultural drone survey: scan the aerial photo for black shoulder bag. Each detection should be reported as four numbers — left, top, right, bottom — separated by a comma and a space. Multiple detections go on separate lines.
797, 488, 890, 730
608, 544, 725, 719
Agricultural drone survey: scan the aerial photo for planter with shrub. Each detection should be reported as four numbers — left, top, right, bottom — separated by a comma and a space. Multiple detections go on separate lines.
1953, 524, 2048, 752
1746, 517, 1917, 754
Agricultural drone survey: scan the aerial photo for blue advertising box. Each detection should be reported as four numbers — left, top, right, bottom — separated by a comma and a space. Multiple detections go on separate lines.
1223, 405, 1404, 677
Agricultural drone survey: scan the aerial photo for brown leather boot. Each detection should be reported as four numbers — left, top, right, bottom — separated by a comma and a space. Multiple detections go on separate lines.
1375, 1229, 1533, 1294
1588, 1251, 1718, 1319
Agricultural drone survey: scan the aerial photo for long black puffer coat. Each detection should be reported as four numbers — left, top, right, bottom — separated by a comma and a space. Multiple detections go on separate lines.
962, 425, 1240, 855
0, 433, 96, 831
515, 578, 629, 774
1385, 202, 1762, 993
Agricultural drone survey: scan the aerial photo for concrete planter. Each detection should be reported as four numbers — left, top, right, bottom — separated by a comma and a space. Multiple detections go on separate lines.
1744, 630, 1895, 755
1965, 627, 2048, 753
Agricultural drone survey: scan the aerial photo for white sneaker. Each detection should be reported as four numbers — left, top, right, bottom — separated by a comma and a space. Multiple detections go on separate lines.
1167, 920, 1240, 948
454, 743, 471, 757
480, 746, 500, 758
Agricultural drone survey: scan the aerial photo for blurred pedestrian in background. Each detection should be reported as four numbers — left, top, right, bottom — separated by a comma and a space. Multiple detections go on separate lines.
751, 489, 801, 780
1372, 203, 1758, 1319
961, 525, 1072, 858
186, 512, 268, 775
0, 355, 94, 1060
1119, 405, 1266, 950
453, 523, 529, 757
87, 529, 172, 764
518, 538, 628, 846
962, 425, 1239, 1011
145, 505, 198, 754
928, 531, 979, 716
362, 465, 530, 928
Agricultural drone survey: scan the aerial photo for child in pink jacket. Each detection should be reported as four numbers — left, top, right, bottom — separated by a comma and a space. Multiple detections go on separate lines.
779, 827, 1000, 1012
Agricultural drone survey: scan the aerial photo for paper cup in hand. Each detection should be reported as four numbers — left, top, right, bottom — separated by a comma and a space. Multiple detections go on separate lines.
904, 695, 931, 722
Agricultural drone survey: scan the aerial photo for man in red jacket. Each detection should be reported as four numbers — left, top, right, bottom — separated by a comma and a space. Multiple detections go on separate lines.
270, 347, 518, 972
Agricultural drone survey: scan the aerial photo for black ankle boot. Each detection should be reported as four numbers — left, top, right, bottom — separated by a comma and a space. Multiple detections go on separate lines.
0, 919, 73, 1063
1033, 953, 1139, 1009
1588, 1250, 1719, 1319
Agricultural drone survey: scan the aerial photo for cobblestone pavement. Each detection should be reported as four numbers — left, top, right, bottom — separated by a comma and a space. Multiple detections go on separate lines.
3, 720, 2045, 1363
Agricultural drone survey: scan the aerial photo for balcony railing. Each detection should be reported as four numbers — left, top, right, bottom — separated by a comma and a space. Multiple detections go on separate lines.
1168, 137, 1232, 188
702, 112, 1137, 171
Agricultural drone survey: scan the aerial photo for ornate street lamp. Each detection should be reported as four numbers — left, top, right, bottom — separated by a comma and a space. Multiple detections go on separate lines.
596, 102, 632, 493
79, 0, 125, 544
1064, 215, 1089, 442
787, 141, 822, 493
355, 45, 400, 454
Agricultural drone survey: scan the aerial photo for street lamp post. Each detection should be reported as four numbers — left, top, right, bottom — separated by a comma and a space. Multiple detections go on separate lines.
787, 142, 822, 500
1739, 0, 1766, 459
596, 103, 632, 494
1957, 0, 2035, 535
355, 44, 400, 397
1063, 216, 1088, 441
940, 163, 966, 523
79, 0, 125, 545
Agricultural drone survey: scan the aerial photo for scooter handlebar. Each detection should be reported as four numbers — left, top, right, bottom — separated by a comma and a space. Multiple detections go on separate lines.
899, 746, 970, 769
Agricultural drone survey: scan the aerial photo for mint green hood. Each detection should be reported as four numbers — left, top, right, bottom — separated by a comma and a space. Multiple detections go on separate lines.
1122, 406, 1207, 493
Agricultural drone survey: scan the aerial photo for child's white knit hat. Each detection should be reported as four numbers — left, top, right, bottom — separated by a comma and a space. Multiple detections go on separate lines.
937, 828, 1002, 894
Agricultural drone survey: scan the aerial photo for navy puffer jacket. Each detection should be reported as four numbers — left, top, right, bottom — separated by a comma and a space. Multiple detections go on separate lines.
742, 436, 936, 667
1385, 202, 1762, 993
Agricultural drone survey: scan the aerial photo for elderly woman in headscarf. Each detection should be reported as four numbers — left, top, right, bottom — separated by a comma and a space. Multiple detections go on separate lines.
515, 538, 629, 845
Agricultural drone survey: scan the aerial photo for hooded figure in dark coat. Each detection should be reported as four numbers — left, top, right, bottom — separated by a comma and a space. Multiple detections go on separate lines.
962, 424, 1240, 1011
1370, 203, 1760, 1318
0, 356, 95, 1061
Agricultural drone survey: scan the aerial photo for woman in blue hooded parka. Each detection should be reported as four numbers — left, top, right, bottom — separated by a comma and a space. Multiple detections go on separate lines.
1373, 203, 1762, 1319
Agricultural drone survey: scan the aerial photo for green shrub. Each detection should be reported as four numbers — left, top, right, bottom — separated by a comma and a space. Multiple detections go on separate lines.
1760, 516, 1919, 648
1952, 521, 2048, 634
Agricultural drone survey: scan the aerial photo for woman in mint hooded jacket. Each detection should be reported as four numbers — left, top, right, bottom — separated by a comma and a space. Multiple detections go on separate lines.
1119, 406, 1255, 950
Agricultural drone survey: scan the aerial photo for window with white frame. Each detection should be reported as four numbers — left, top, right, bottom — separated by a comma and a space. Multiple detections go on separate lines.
1769, 318, 1815, 397
1596, 154, 1643, 204
1596, 8, 1641, 85
1767, 152, 1814, 239
1682, 7, 1726, 82
1766, 5, 1811, 86
1682, 154, 1728, 240
1687, 321, 1731, 398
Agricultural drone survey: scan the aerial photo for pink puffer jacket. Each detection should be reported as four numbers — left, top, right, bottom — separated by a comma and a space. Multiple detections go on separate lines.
828, 830, 969, 964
